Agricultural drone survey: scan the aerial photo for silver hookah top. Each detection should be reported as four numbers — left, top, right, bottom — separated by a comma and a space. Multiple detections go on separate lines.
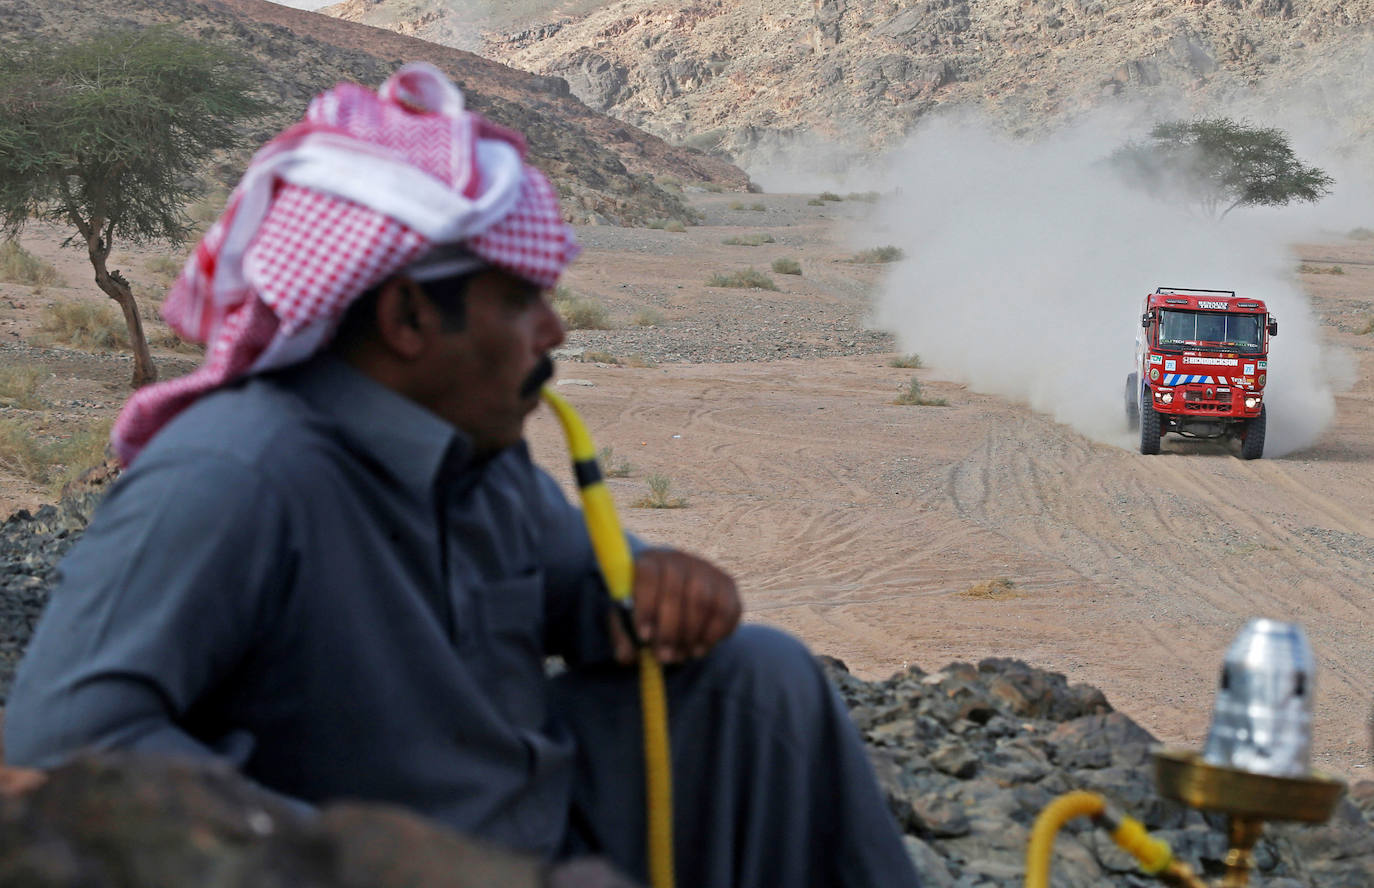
1202, 618, 1314, 778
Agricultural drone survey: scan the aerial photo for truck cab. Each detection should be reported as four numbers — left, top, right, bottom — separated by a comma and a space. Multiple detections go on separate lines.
1125, 287, 1277, 459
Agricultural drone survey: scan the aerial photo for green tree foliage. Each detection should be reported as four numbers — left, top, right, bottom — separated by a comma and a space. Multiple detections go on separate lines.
1109, 117, 1333, 221
0, 28, 267, 386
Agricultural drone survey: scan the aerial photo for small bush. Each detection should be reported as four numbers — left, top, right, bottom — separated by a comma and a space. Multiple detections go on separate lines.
657, 175, 684, 192
0, 366, 44, 409
888, 353, 924, 369
622, 353, 658, 368
632, 307, 666, 327
646, 219, 668, 230
771, 257, 802, 275
702, 182, 725, 193
144, 255, 184, 285
1348, 227, 1374, 240
958, 578, 1023, 600
748, 203, 766, 212
0, 415, 111, 492
819, 191, 843, 202
1357, 316, 1374, 335
632, 472, 687, 508
663, 220, 686, 233
553, 287, 613, 330
850, 245, 906, 264
597, 445, 633, 478
728, 201, 745, 210
40, 302, 128, 350
721, 234, 775, 246
582, 350, 620, 365
893, 376, 948, 406
706, 268, 778, 290
846, 191, 880, 202
807, 199, 824, 206
1297, 263, 1344, 275
0, 241, 64, 287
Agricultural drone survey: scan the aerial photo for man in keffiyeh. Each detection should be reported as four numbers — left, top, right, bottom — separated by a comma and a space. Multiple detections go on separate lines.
5, 65, 920, 888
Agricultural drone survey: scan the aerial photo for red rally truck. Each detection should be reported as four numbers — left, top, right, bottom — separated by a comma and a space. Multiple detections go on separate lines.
1125, 287, 1278, 459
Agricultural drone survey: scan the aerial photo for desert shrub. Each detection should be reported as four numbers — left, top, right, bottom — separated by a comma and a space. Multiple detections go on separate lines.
144, 255, 184, 285
846, 191, 880, 202
657, 175, 684, 192
706, 268, 778, 290
850, 245, 906, 264
771, 257, 802, 275
1348, 227, 1374, 240
632, 472, 687, 508
553, 287, 612, 330
747, 203, 765, 211
663, 220, 686, 233
888, 353, 924, 369
0, 415, 111, 491
188, 187, 230, 227
720, 234, 775, 246
1297, 264, 1343, 275
646, 219, 667, 230
45, 420, 113, 492
1358, 316, 1374, 335
0, 241, 64, 287
147, 324, 203, 354
728, 201, 745, 210
893, 376, 948, 406
632, 307, 666, 327
597, 445, 633, 478
0, 365, 44, 409
807, 199, 824, 206
582, 350, 620, 364
40, 301, 127, 350
622, 353, 657, 368
702, 182, 724, 193
819, 191, 842, 202
959, 578, 1022, 600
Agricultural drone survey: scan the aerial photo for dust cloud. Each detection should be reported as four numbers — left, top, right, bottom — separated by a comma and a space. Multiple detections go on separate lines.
859, 109, 1360, 458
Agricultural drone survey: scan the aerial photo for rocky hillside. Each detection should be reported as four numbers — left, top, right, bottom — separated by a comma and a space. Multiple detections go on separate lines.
322, 0, 1374, 171
1, 0, 749, 226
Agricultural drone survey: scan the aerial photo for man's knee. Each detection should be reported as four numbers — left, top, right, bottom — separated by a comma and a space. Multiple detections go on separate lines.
685, 624, 833, 718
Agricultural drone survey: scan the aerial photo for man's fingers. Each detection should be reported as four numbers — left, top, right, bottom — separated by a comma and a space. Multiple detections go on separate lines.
650, 556, 687, 662
682, 568, 719, 657
632, 552, 662, 645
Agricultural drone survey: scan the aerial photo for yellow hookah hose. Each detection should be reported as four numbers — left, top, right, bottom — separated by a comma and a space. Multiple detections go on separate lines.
1025, 791, 1174, 888
541, 387, 675, 888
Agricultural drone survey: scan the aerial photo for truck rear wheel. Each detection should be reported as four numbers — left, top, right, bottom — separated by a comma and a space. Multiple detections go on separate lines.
1139, 395, 1161, 455
1240, 405, 1266, 460
1125, 373, 1139, 430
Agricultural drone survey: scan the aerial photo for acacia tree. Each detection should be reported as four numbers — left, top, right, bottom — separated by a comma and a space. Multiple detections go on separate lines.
0, 28, 267, 386
1109, 117, 1333, 221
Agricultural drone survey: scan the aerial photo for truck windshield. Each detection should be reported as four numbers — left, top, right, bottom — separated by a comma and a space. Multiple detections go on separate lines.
1159, 310, 1263, 353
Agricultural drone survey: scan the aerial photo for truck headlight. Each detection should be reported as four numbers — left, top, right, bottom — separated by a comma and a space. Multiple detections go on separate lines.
1245, 396, 1260, 409
1160, 392, 1174, 404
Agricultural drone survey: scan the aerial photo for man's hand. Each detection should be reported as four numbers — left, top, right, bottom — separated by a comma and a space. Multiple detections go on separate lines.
610, 549, 741, 665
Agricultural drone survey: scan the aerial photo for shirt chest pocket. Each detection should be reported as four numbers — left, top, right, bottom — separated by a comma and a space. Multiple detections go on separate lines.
472, 569, 548, 728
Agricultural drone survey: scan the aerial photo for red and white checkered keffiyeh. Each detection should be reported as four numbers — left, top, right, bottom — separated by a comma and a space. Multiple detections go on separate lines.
111, 62, 580, 466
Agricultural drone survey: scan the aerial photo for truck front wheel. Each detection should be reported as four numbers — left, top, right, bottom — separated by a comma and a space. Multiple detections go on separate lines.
1240, 405, 1266, 460
1139, 394, 1161, 455
1125, 373, 1139, 430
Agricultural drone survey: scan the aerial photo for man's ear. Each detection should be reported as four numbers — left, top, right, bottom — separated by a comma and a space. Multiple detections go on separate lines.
373, 277, 433, 359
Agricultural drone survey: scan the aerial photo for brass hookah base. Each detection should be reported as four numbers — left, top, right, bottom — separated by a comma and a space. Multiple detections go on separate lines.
1150, 748, 1347, 888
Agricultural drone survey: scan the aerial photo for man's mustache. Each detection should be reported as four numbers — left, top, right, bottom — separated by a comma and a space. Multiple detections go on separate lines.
519, 355, 555, 398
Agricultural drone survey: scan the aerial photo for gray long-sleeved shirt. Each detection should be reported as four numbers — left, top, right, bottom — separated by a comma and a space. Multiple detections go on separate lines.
5, 356, 618, 856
